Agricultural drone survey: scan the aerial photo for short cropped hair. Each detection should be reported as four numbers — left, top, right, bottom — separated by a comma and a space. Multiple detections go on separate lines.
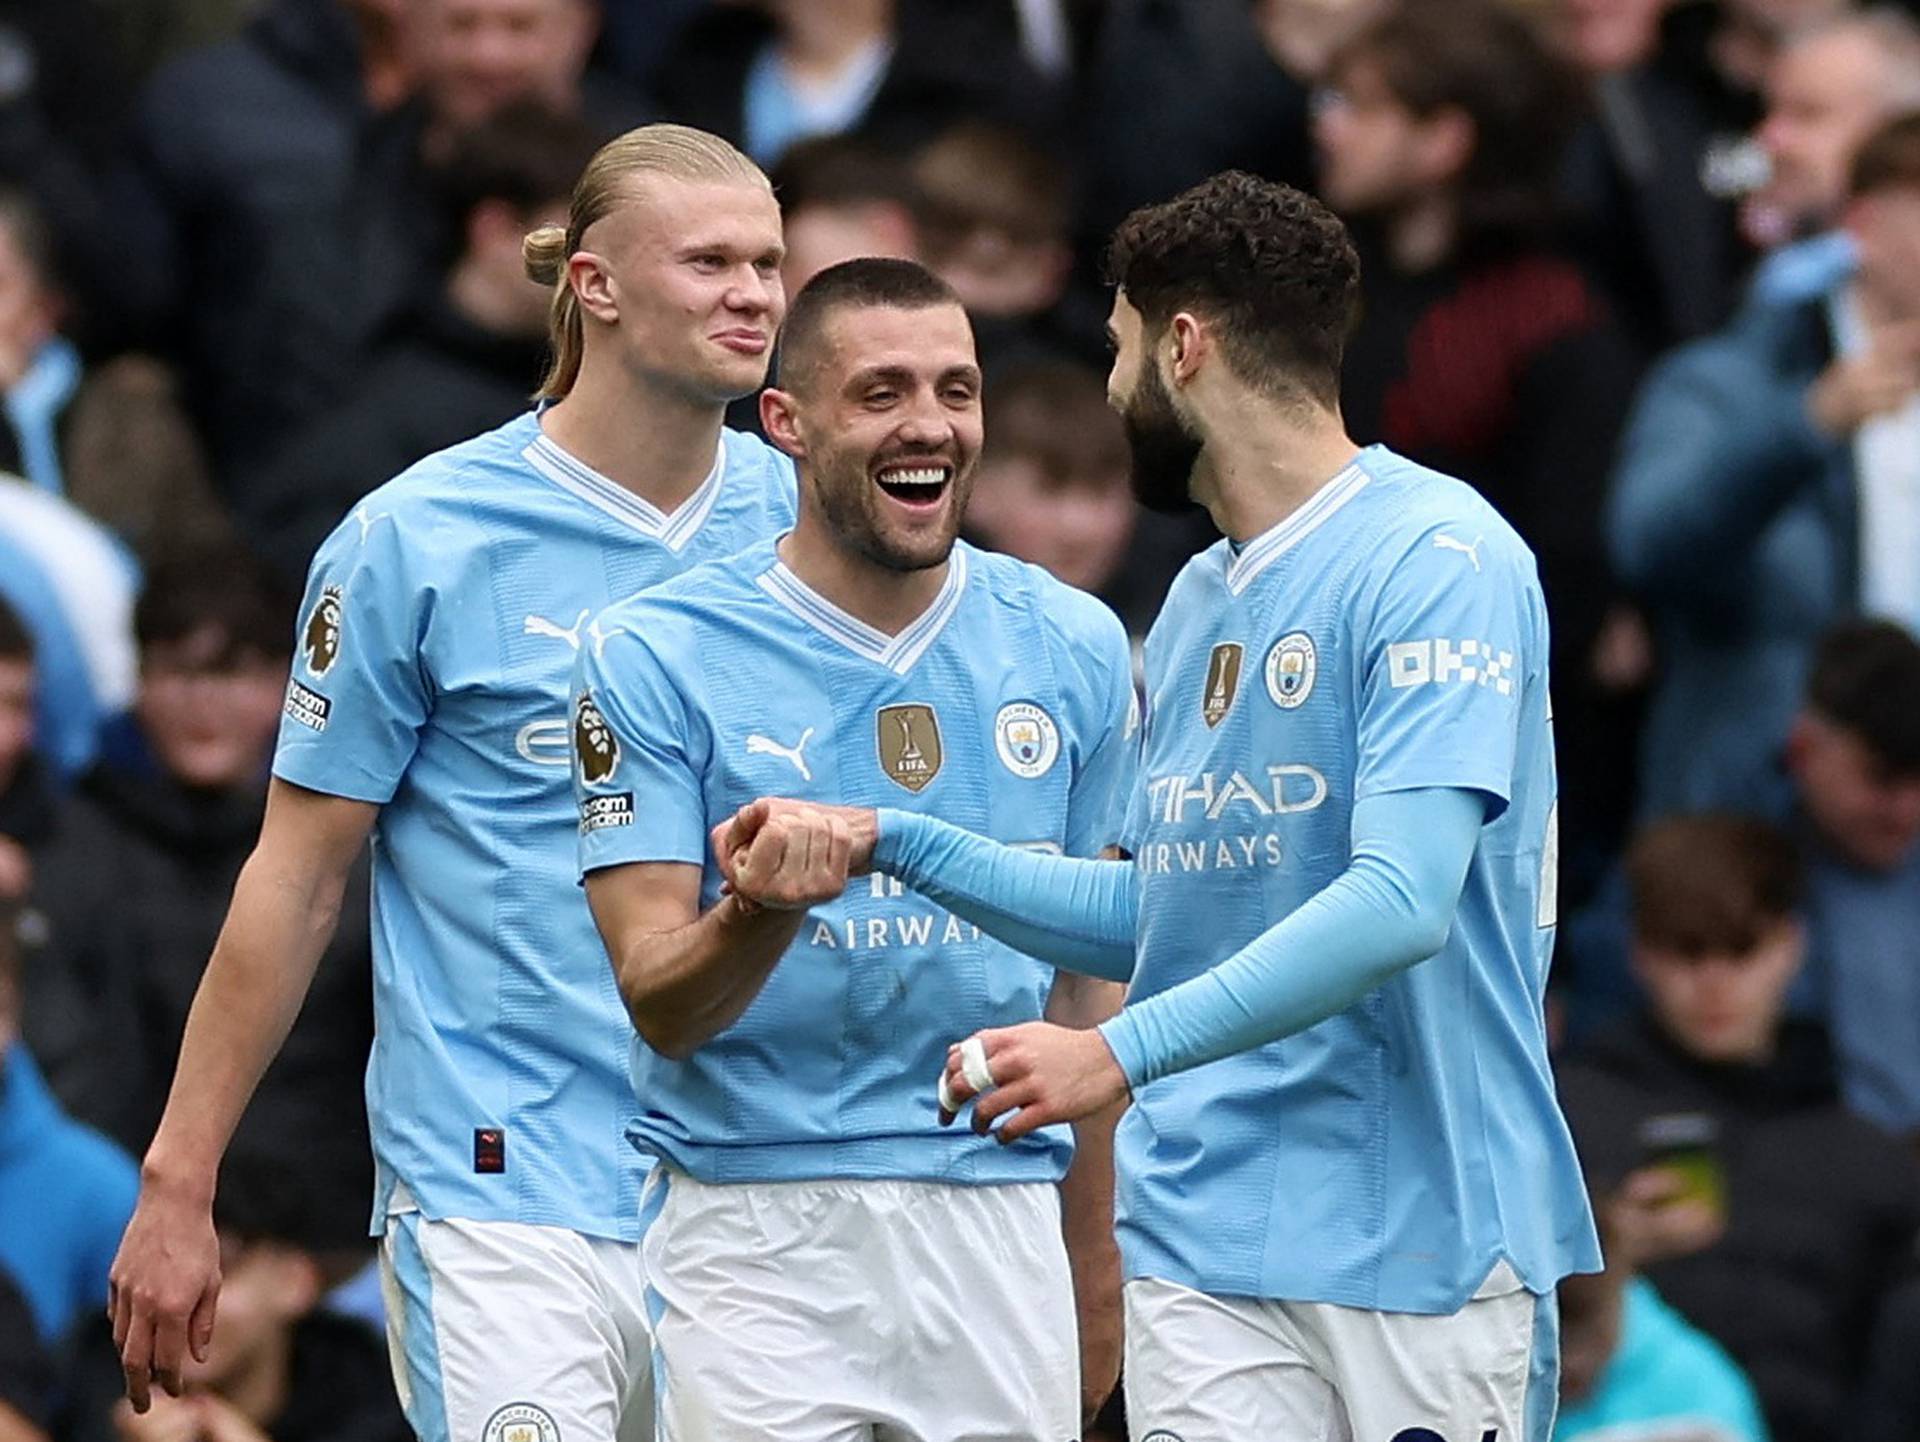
776, 256, 965, 393
136, 547, 295, 664
1627, 814, 1802, 955
1105, 171, 1359, 407
1808, 618, 1920, 775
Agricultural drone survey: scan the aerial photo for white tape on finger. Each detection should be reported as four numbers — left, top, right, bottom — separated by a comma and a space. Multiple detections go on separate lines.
937, 1067, 959, 1115
960, 1036, 996, 1095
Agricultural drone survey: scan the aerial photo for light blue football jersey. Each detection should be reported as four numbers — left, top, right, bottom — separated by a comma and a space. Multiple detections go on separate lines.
1118, 445, 1600, 1313
572, 539, 1136, 1185
273, 411, 796, 1238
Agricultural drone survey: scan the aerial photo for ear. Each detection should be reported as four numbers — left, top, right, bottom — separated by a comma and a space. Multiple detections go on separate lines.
569, 250, 618, 325
760, 387, 808, 461
1421, 106, 1476, 186
1168, 312, 1210, 387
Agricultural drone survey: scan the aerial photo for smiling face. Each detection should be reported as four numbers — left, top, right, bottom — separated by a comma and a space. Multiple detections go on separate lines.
770, 301, 983, 573
577, 174, 786, 405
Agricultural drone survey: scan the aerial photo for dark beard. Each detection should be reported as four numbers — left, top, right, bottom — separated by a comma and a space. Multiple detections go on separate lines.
1122, 364, 1204, 516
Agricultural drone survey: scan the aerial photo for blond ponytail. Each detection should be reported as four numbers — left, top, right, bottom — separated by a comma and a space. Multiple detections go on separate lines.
529, 124, 771, 402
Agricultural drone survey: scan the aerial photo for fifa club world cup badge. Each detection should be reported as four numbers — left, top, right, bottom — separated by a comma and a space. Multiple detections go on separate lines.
877, 704, 943, 792
1202, 642, 1244, 728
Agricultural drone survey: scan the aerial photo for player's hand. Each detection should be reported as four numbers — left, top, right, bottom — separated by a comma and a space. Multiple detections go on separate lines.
109, 1176, 222, 1413
937, 1023, 1130, 1142
722, 803, 854, 911
712, 799, 878, 887
1808, 323, 1920, 436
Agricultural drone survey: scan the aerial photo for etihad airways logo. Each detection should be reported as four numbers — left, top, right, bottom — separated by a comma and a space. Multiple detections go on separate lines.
1139, 764, 1329, 877
1144, 764, 1329, 824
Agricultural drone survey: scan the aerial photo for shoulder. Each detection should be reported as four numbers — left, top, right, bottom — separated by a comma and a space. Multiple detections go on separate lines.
971, 546, 1127, 650
594, 545, 777, 668
1351, 448, 1537, 588
720, 427, 797, 488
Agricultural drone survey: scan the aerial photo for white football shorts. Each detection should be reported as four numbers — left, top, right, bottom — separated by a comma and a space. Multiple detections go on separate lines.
640, 1168, 1079, 1441
379, 1205, 653, 1442
1123, 1264, 1559, 1442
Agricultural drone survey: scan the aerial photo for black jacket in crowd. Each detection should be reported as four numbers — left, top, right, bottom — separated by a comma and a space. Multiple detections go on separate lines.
1555, 1015, 1920, 1442
244, 294, 548, 586
21, 756, 374, 1241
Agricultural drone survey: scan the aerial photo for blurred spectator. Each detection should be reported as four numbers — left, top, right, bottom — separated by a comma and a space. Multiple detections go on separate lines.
230, 0, 645, 485
1317, 0, 1645, 899
1774, 621, 1920, 1139
911, 121, 1099, 371
0, 601, 37, 903
0, 895, 138, 1348
654, 0, 1060, 169
964, 359, 1205, 639
0, 481, 137, 781
1556, 813, 1920, 1442
1556, 1197, 1769, 1442
246, 101, 599, 585
1072, 0, 1312, 273
1557, 0, 1775, 349
59, 1151, 407, 1442
771, 135, 922, 295
20, 551, 373, 1225
0, 190, 76, 496
100, 0, 412, 462
1743, 11, 1920, 260
1610, 111, 1920, 819
0, 1268, 50, 1442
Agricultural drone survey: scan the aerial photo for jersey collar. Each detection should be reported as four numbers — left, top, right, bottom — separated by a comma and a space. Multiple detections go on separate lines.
522, 429, 726, 552
1224, 457, 1370, 596
757, 546, 969, 675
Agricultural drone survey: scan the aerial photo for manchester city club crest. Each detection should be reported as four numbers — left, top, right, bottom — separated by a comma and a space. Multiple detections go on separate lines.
994, 701, 1061, 779
877, 703, 944, 792
1265, 631, 1317, 709
482, 1403, 561, 1442
1202, 642, 1244, 728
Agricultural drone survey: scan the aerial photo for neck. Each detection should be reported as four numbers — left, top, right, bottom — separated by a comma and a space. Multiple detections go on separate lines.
777, 504, 949, 636
446, 262, 538, 340
1192, 397, 1362, 544
539, 358, 725, 511
218, 1330, 294, 1428
1387, 192, 1458, 274
778, 0, 891, 79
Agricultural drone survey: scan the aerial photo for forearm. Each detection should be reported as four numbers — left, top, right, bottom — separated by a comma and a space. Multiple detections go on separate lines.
873, 810, 1137, 981
143, 849, 350, 1192
1100, 788, 1483, 1088
611, 894, 809, 1060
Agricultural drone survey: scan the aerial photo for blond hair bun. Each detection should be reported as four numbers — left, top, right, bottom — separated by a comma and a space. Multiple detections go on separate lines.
522, 224, 569, 286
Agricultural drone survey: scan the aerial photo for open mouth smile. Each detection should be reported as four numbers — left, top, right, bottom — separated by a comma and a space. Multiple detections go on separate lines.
873, 461, 954, 511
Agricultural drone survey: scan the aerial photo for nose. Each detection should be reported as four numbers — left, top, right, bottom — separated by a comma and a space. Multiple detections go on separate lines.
725, 265, 777, 317
894, 387, 954, 448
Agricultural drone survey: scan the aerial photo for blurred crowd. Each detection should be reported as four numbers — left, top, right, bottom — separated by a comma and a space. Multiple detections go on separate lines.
2, 0, 1920, 1438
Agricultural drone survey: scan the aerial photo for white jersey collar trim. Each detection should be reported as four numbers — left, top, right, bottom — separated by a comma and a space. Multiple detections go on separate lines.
1224, 459, 1370, 595
757, 547, 969, 675
523, 430, 726, 551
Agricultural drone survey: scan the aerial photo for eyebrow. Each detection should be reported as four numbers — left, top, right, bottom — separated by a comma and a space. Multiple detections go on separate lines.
845, 363, 982, 389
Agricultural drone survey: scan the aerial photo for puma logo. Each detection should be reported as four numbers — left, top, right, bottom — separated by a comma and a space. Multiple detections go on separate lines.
587, 616, 627, 659
524, 610, 590, 651
354, 506, 391, 544
747, 727, 815, 782
1433, 534, 1485, 572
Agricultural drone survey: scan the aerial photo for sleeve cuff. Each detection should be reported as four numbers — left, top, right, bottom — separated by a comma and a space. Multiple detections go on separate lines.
1097, 1011, 1153, 1090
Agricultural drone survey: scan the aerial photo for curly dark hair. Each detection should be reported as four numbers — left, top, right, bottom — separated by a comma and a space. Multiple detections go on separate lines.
1104, 171, 1359, 406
